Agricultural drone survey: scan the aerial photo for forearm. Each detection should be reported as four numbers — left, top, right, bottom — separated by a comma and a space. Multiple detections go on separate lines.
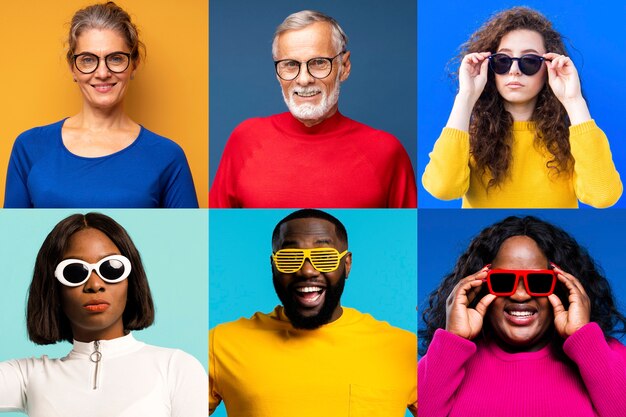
422, 128, 471, 200
418, 329, 476, 417
564, 323, 626, 416
561, 97, 591, 126
445, 93, 476, 132
569, 121, 622, 207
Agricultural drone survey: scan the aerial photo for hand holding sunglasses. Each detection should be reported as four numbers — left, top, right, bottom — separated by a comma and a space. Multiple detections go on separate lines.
542, 53, 589, 123
547, 263, 591, 339
457, 52, 492, 104
445, 267, 497, 340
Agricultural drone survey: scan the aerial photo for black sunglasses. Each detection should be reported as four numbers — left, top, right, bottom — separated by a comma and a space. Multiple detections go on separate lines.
488, 53, 546, 76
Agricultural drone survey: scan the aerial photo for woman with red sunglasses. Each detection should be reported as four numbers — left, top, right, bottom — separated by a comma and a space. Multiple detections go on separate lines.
421, 7, 622, 208
418, 216, 626, 417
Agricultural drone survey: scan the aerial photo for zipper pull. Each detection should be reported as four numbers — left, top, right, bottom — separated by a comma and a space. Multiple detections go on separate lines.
90, 340, 102, 390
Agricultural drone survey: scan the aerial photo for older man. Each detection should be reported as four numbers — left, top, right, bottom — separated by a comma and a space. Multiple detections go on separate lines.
209, 209, 417, 416
209, 11, 417, 208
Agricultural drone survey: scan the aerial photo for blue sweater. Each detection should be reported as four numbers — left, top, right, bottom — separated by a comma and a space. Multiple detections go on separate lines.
4, 120, 198, 208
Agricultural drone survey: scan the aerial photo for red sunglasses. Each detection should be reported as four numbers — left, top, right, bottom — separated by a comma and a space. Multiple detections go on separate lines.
485, 265, 557, 296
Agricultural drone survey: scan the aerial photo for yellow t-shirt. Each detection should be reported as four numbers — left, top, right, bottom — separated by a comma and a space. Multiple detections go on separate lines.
422, 120, 622, 208
209, 306, 417, 417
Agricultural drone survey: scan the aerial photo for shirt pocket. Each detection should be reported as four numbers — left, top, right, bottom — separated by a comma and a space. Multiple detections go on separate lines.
348, 384, 408, 417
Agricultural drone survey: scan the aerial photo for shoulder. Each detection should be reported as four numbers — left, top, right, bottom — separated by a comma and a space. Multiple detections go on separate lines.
341, 115, 407, 151
139, 344, 206, 374
137, 127, 185, 153
13, 120, 65, 149
227, 115, 281, 142
344, 308, 416, 343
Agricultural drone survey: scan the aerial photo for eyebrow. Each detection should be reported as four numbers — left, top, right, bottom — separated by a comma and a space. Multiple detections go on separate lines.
280, 238, 335, 247
61, 252, 121, 261
497, 48, 541, 54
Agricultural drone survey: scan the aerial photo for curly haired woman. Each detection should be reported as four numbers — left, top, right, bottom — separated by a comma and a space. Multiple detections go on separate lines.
421, 7, 622, 208
418, 216, 626, 416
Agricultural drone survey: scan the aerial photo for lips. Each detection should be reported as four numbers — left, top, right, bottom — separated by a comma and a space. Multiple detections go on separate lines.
293, 88, 321, 98
91, 83, 117, 93
503, 304, 538, 326
83, 299, 110, 312
506, 81, 524, 88
291, 281, 326, 309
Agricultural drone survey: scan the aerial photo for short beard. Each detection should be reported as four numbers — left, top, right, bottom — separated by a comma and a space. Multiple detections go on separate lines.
273, 272, 346, 330
282, 70, 341, 122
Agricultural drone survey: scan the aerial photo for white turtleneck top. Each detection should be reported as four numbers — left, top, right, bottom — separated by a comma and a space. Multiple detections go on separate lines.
0, 333, 207, 416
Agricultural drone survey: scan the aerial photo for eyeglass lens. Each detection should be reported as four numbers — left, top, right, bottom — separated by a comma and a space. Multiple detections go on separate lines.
489, 54, 544, 76
74, 53, 130, 74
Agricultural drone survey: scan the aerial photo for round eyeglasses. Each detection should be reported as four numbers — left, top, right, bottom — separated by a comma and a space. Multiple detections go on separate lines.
274, 52, 345, 81
73, 52, 131, 74
488, 53, 545, 76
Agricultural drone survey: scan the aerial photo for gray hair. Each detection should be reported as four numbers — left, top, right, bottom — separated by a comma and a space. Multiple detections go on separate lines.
66, 1, 144, 65
272, 10, 348, 59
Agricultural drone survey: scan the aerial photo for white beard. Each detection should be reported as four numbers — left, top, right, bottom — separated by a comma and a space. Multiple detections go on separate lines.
282, 71, 341, 122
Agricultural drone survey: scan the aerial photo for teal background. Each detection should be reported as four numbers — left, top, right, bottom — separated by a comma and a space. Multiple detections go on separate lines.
209, 209, 417, 417
0, 209, 207, 416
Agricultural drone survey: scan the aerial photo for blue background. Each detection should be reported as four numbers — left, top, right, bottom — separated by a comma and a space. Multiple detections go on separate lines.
0, 210, 207, 417
209, 0, 417, 184
418, 209, 626, 353
417, 1, 626, 208
209, 209, 417, 417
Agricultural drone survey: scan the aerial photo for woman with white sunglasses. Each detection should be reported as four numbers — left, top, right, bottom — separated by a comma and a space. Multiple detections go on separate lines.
422, 7, 621, 208
0, 213, 206, 416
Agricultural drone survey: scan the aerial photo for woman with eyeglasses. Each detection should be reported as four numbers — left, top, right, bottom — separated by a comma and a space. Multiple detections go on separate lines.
418, 216, 626, 417
421, 7, 622, 208
0, 212, 206, 416
4, 2, 198, 208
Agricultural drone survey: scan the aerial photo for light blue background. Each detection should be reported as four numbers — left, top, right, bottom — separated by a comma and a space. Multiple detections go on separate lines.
209, 0, 417, 184
209, 209, 417, 417
417, 1, 626, 208
0, 210, 207, 417
418, 209, 626, 355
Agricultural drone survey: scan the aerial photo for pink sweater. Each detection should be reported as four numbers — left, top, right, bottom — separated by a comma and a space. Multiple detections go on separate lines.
418, 323, 626, 417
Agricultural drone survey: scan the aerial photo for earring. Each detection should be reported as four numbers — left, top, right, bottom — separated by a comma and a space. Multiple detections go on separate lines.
130, 74, 135, 80
73, 78, 77, 83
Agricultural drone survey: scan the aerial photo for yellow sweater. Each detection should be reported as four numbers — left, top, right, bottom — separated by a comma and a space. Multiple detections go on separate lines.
422, 120, 622, 208
209, 306, 417, 417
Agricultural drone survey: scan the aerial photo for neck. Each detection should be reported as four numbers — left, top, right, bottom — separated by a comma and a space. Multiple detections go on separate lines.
504, 99, 537, 122
74, 102, 132, 131
296, 105, 338, 127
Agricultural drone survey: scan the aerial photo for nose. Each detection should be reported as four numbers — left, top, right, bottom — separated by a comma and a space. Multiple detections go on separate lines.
295, 63, 314, 86
83, 270, 105, 293
296, 258, 320, 278
94, 57, 111, 78
509, 278, 531, 301
509, 59, 522, 75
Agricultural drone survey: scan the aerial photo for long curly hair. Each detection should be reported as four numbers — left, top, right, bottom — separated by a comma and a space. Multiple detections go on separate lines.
419, 216, 626, 356
454, 7, 573, 188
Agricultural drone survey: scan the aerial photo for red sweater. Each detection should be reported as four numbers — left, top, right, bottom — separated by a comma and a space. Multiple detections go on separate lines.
209, 111, 417, 208
418, 323, 626, 417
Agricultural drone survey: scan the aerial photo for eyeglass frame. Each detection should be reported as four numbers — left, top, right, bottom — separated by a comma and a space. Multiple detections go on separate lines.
274, 51, 346, 81
271, 247, 349, 273
55, 254, 132, 287
73, 51, 132, 74
485, 265, 557, 297
487, 53, 546, 76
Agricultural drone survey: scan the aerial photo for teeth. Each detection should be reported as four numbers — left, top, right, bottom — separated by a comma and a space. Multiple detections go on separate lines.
509, 311, 534, 317
295, 90, 319, 97
295, 286, 323, 293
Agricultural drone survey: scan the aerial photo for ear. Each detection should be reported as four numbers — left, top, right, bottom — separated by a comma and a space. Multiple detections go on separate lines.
343, 251, 352, 279
339, 50, 351, 82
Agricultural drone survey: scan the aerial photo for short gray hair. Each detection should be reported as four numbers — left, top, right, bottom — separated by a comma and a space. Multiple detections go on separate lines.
272, 10, 348, 59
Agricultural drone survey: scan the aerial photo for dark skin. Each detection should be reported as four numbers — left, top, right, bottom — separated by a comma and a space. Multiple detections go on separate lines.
60, 228, 128, 342
446, 235, 591, 353
271, 218, 352, 323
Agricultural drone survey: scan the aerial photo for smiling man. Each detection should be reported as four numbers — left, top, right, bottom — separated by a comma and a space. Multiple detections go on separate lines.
209, 11, 417, 208
209, 209, 417, 416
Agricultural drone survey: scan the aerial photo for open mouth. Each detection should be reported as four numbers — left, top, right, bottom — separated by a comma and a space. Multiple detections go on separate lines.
503, 304, 538, 325
91, 83, 117, 93
294, 89, 321, 98
291, 284, 326, 308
